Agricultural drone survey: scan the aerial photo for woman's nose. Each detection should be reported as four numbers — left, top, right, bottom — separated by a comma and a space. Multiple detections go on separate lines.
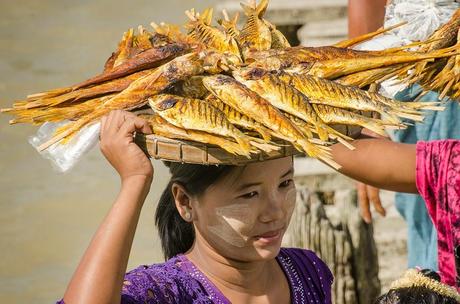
259, 193, 285, 223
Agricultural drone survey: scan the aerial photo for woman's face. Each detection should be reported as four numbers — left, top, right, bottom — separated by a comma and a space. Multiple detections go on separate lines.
191, 157, 296, 261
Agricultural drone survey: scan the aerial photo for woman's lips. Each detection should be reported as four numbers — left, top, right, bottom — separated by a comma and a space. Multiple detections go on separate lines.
254, 228, 283, 244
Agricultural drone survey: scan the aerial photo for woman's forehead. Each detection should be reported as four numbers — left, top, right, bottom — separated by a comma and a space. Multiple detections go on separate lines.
244, 157, 293, 178
218, 157, 294, 190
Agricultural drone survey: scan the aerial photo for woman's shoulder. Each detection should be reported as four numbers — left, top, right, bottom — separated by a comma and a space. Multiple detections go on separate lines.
279, 247, 333, 302
279, 247, 332, 277
121, 255, 212, 304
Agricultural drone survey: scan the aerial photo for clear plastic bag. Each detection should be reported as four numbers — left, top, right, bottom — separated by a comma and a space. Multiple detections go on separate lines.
354, 0, 459, 97
386, 0, 459, 42
29, 121, 100, 173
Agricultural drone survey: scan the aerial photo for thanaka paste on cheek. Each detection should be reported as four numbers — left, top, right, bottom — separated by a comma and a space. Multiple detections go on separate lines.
208, 203, 255, 248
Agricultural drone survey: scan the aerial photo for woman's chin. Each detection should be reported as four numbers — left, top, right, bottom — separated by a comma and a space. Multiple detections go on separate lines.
251, 239, 283, 260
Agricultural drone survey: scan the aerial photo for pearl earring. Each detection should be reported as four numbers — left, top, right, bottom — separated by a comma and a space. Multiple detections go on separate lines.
184, 211, 192, 221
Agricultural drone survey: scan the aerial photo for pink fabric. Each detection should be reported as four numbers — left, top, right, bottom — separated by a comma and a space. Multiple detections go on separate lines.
416, 139, 460, 288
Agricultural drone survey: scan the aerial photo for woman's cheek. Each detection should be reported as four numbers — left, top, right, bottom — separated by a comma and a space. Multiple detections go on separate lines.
284, 187, 297, 221
207, 203, 256, 248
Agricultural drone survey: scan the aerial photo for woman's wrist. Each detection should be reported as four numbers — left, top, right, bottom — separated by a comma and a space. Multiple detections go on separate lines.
122, 173, 153, 186
120, 175, 153, 204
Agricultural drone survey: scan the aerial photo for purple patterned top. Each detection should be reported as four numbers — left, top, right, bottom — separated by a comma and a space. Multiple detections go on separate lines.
416, 140, 460, 288
57, 248, 333, 304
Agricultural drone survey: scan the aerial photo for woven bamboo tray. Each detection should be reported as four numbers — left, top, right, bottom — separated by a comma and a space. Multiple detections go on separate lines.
134, 134, 303, 165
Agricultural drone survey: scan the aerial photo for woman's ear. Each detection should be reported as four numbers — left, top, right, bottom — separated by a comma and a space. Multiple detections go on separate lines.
171, 183, 194, 222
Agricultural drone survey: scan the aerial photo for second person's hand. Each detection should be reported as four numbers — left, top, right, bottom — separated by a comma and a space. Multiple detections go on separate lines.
356, 182, 386, 224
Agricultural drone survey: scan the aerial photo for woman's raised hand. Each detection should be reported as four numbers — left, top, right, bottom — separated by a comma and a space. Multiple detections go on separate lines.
100, 110, 153, 182
63, 111, 154, 304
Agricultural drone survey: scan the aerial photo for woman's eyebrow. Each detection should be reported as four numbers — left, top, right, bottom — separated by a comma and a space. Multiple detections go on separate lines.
235, 168, 294, 192
236, 182, 262, 192
280, 168, 294, 179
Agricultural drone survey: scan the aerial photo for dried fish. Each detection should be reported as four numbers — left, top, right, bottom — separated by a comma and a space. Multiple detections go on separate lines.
149, 94, 253, 156
205, 94, 272, 141
2, 0, 457, 168
202, 74, 340, 169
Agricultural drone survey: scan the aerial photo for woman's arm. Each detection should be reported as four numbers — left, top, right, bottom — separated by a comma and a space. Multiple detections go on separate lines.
331, 138, 418, 193
63, 110, 153, 304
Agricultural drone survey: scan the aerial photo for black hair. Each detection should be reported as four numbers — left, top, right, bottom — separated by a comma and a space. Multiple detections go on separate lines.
374, 269, 458, 304
155, 161, 237, 260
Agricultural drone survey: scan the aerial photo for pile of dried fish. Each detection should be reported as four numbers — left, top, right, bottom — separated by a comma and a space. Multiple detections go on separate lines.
2, 0, 459, 169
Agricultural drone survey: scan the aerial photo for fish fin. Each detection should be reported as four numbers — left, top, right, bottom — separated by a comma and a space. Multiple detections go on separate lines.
240, 2, 254, 16
256, 0, 269, 17
201, 8, 214, 25
232, 12, 240, 24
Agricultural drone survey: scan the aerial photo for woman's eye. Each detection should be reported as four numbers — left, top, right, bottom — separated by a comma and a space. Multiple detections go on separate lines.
279, 179, 293, 188
241, 191, 258, 199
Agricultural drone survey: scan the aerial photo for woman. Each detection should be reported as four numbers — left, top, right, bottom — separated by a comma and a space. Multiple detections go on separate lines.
58, 110, 333, 304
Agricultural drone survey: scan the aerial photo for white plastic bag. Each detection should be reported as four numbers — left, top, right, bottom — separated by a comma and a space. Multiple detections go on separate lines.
386, 0, 459, 42
354, 0, 459, 98
29, 121, 100, 173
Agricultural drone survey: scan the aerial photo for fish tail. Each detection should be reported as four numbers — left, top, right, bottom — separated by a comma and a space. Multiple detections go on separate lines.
249, 138, 280, 153
381, 111, 403, 125
403, 101, 445, 111
361, 121, 389, 137
256, 126, 272, 142
26, 87, 73, 100
315, 125, 330, 142
234, 135, 254, 156
37, 109, 105, 151
390, 109, 425, 122
219, 139, 253, 156
298, 139, 341, 170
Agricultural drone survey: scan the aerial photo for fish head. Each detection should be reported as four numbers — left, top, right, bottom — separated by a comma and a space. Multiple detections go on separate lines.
148, 94, 181, 111
202, 75, 244, 106
233, 67, 267, 81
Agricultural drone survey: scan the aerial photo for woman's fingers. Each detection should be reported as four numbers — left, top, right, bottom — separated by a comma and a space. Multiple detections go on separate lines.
101, 110, 151, 137
118, 116, 152, 139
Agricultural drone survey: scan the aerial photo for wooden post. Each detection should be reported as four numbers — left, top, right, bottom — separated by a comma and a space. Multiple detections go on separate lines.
284, 187, 381, 304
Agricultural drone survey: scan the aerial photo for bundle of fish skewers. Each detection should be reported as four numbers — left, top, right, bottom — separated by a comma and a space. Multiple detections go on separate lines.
2, 0, 460, 170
